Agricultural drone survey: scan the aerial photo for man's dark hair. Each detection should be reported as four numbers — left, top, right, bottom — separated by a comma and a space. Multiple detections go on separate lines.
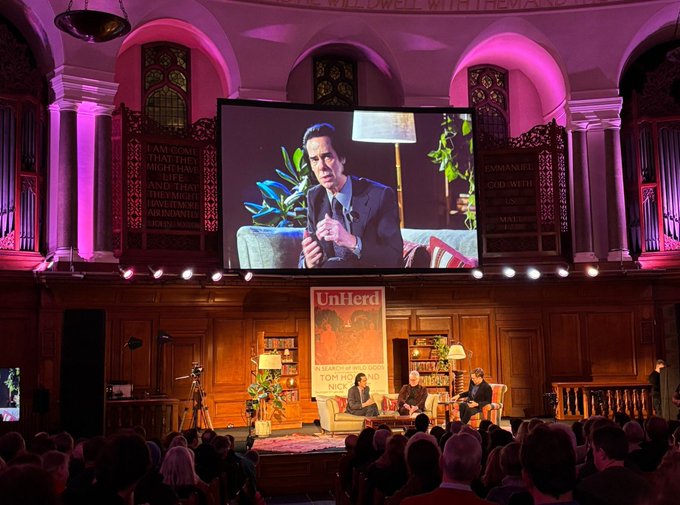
520, 424, 576, 499
415, 413, 430, 432
302, 123, 347, 165
591, 425, 628, 461
95, 434, 150, 492
472, 367, 485, 378
354, 373, 366, 386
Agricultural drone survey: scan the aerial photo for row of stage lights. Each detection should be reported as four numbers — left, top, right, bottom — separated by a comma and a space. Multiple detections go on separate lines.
470, 265, 600, 280
118, 266, 254, 282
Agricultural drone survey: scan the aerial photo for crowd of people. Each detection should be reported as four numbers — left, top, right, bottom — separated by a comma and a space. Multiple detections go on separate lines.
0, 427, 262, 505
338, 413, 680, 505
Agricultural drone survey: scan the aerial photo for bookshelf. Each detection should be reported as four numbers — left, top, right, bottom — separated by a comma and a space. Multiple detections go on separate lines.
408, 331, 452, 397
258, 331, 302, 429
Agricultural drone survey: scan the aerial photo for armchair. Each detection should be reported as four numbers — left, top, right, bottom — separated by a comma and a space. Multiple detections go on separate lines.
450, 383, 507, 428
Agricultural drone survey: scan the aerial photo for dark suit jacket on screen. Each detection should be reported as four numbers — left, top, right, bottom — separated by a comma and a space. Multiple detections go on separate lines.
301, 176, 403, 268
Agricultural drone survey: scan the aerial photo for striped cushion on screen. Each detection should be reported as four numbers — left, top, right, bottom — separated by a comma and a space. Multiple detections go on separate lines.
429, 236, 476, 268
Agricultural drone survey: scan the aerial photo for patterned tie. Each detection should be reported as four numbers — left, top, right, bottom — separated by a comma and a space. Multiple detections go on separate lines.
331, 197, 349, 260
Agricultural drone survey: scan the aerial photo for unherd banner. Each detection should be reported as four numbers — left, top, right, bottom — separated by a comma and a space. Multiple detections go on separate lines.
311, 287, 388, 398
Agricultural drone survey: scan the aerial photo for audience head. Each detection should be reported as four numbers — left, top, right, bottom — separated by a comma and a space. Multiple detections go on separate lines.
373, 429, 391, 453
163, 431, 182, 449
500, 441, 522, 477
146, 441, 162, 471
42, 450, 69, 492
520, 423, 576, 500
132, 425, 147, 439
169, 435, 188, 449
344, 433, 358, 451
623, 420, 645, 446
488, 426, 514, 451
438, 431, 452, 451
382, 434, 407, 466
83, 436, 107, 466
591, 425, 628, 469
404, 428, 417, 438
460, 424, 482, 446
429, 425, 445, 442
549, 422, 577, 452
211, 435, 231, 459
405, 437, 441, 480
182, 428, 199, 448
160, 446, 200, 487
355, 427, 376, 462
51, 432, 74, 455
478, 419, 493, 433
201, 429, 217, 445
613, 411, 631, 428
0, 464, 57, 505
0, 432, 26, 462
509, 418, 523, 437
645, 416, 669, 443
448, 420, 463, 435
8, 451, 41, 467
95, 434, 150, 493
571, 420, 585, 446
442, 433, 482, 483
414, 413, 429, 432
29, 433, 56, 455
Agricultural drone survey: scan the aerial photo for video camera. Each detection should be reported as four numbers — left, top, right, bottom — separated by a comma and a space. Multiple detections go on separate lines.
191, 362, 203, 378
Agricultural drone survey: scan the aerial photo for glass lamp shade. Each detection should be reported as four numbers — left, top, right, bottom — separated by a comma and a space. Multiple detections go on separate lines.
352, 111, 417, 143
447, 344, 467, 360
258, 353, 282, 370
55, 9, 131, 43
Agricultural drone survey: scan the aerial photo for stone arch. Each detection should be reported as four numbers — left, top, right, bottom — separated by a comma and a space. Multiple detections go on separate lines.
450, 27, 568, 135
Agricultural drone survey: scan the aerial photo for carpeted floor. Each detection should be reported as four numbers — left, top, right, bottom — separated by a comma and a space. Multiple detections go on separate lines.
252, 433, 345, 453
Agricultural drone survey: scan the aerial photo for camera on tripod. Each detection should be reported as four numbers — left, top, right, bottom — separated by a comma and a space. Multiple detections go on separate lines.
191, 362, 203, 378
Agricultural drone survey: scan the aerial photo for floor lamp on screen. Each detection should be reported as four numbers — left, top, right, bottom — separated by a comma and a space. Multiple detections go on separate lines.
153, 331, 173, 397
352, 111, 417, 227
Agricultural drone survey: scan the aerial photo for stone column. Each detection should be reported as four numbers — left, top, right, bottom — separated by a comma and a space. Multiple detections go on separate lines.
604, 123, 631, 262
55, 101, 80, 262
93, 106, 116, 262
570, 127, 597, 262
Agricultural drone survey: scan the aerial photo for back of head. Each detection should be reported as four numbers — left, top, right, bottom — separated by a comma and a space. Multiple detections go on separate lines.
51, 431, 74, 454
591, 425, 628, 461
160, 446, 197, 487
83, 436, 107, 464
344, 433, 358, 451
0, 464, 57, 505
520, 424, 575, 499
373, 429, 391, 452
42, 449, 68, 474
405, 438, 441, 478
210, 435, 231, 458
645, 416, 669, 442
95, 434, 150, 492
201, 429, 217, 445
442, 433, 482, 483
623, 420, 645, 444
0, 432, 26, 462
500, 442, 522, 477
29, 433, 56, 455
384, 434, 407, 466
414, 413, 429, 432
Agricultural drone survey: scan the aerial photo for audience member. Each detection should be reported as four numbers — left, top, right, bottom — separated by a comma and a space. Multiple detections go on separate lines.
575, 425, 650, 505
30, 432, 57, 455
509, 418, 523, 438
520, 423, 577, 505
429, 425, 445, 443
160, 446, 211, 505
0, 431, 26, 463
52, 431, 75, 455
134, 441, 179, 505
638, 416, 670, 471
42, 450, 69, 497
646, 451, 680, 505
481, 446, 504, 495
0, 464, 57, 505
373, 429, 391, 455
385, 437, 441, 505
414, 413, 429, 433
365, 433, 408, 498
485, 442, 526, 505
401, 433, 491, 505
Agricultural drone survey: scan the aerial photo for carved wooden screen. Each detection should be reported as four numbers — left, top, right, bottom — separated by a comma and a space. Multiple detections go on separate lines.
476, 120, 570, 259
468, 65, 509, 143
0, 21, 44, 259
111, 106, 219, 264
622, 46, 680, 267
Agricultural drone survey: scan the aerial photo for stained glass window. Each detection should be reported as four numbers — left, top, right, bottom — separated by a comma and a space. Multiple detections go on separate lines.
142, 44, 190, 132
468, 65, 509, 144
313, 56, 357, 106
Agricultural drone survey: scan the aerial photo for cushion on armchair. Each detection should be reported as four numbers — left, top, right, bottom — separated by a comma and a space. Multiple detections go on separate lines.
429, 236, 477, 268
335, 396, 348, 413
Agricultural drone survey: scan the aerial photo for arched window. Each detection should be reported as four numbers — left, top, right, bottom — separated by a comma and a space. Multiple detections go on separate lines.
313, 55, 357, 106
142, 43, 190, 132
0, 17, 45, 257
468, 65, 509, 144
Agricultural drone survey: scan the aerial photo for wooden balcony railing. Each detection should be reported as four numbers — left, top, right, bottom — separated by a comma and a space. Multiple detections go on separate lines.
550, 382, 653, 421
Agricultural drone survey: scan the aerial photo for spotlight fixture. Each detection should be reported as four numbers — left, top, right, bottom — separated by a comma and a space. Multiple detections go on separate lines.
148, 266, 164, 279
54, 0, 132, 43
527, 267, 541, 280
211, 271, 223, 282
471, 269, 484, 279
502, 266, 516, 278
181, 268, 194, 280
119, 266, 134, 280
586, 265, 599, 277
556, 266, 570, 278
242, 271, 254, 282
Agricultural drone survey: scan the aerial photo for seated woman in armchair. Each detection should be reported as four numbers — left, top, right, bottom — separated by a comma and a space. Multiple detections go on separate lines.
347, 373, 379, 416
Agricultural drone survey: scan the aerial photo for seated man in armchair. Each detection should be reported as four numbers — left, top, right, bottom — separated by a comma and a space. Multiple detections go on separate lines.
346, 372, 379, 417
397, 370, 428, 416
452, 367, 492, 424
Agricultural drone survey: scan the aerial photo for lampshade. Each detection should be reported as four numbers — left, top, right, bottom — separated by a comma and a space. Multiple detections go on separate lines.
447, 344, 467, 360
258, 353, 282, 370
124, 336, 142, 351
352, 111, 417, 144
54, 1, 131, 43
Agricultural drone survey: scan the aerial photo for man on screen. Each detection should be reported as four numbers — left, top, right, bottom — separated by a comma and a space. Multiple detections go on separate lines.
299, 123, 403, 268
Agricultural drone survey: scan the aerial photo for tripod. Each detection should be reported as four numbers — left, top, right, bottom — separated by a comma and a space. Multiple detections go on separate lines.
179, 376, 213, 431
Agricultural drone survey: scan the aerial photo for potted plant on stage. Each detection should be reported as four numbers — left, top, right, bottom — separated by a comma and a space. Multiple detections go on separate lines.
248, 353, 285, 437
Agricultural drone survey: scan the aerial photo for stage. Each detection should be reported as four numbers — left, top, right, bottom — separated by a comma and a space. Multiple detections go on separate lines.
218, 423, 345, 497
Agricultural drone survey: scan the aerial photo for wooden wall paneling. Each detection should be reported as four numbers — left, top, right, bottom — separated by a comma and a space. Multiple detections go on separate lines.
586, 311, 637, 379
546, 313, 584, 379
119, 320, 154, 391
386, 316, 411, 393
459, 313, 494, 378
294, 316, 319, 422
498, 322, 544, 418
211, 318, 247, 427
416, 315, 454, 334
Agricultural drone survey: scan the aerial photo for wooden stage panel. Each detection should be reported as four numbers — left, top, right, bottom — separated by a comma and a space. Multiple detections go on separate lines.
256, 451, 344, 496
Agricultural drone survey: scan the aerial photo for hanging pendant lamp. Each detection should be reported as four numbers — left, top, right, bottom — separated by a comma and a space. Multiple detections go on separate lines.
55, 0, 131, 43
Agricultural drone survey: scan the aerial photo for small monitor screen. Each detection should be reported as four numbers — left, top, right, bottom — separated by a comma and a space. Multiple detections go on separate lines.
0, 367, 20, 422
219, 100, 480, 275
